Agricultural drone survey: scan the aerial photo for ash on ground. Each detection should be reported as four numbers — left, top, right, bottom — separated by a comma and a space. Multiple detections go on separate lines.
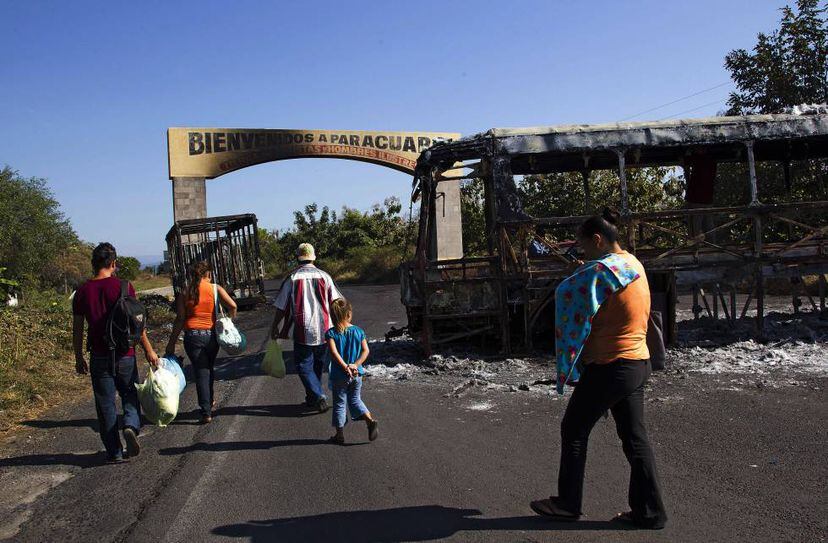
364, 309, 828, 397
365, 336, 555, 397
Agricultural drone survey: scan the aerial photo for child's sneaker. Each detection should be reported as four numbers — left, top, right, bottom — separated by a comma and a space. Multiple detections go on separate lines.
367, 419, 378, 441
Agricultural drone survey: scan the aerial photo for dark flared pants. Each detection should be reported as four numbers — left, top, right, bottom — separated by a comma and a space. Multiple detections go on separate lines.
183, 330, 219, 416
557, 358, 668, 527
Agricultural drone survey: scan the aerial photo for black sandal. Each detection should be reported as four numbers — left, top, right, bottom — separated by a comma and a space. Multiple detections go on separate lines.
530, 498, 580, 521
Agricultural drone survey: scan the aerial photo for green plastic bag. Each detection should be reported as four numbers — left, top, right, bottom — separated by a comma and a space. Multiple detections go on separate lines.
261, 340, 286, 378
136, 366, 180, 427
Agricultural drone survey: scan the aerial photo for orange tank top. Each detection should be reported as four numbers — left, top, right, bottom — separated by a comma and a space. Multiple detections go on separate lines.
184, 280, 216, 330
580, 252, 651, 364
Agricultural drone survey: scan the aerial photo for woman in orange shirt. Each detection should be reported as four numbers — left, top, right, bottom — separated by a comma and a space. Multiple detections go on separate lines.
531, 209, 668, 530
165, 261, 237, 423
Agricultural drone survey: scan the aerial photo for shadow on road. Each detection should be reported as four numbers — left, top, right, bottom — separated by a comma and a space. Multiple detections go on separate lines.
211, 505, 624, 541
213, 403, 319, 419
158, 438, 365, 456
200, 352, 304, 381
21, 418, 98, 430
211, 354, 269, 381
169, 403, 320, 427
0, 451, 103, 469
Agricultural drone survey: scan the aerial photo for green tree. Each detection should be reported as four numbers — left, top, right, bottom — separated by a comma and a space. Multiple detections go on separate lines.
460, 178, 488, 255
722, 0, 828, 235
518, 168, 684, 218
258, 198, 413, 282
116, 256, 141, 281
725, 0, 827, 115
42, 242, 93, 292
459, 168, 685, 252
0, 167, 79, 287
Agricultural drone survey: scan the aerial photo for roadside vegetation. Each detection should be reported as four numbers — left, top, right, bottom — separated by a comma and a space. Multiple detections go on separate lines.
0, 293, 84, 432
258, 198, 415, 284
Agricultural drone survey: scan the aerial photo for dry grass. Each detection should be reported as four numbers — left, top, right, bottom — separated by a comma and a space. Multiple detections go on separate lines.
133, 272, 172, 292
0, 305, 88, 433
0, 297, 176, 438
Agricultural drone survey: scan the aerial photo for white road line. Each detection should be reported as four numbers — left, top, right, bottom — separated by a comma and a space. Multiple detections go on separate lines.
161, 374, 266, 543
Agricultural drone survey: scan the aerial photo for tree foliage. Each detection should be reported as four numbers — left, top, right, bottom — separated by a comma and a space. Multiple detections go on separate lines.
519, 168, 684, 217
460, 179, 488, 255
116, 256, 141, 281
725, 0, 827, 115
41, 242, 93, 292
721, 0, 828, 228
259, 197, 415, 282
460, 169, 685, 255
0, 167, 81, 287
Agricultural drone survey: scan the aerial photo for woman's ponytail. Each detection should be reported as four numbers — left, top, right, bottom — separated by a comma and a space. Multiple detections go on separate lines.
578, 207, 620, 243
601, 207, 620, 226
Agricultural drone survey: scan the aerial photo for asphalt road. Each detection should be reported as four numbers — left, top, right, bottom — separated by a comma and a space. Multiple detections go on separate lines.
0, 284, 826, 542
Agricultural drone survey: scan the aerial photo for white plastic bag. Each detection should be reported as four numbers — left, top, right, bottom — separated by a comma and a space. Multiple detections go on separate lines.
158, 355, 186, 394
136, 366, 180, 427
214, 284, 246, 355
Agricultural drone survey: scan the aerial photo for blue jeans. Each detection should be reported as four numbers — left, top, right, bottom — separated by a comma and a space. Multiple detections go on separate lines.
184, 330, 219, 416
331, 376, 368, 428
293, 342, 327, 403
89, 354, 141, 458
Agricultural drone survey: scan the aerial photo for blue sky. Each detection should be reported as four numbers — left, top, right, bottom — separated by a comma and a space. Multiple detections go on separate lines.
2, 0, 786, 263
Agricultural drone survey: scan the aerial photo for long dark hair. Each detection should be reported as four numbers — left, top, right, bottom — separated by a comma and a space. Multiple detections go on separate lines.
578, 207, 620, 243
186, 261, 212, 306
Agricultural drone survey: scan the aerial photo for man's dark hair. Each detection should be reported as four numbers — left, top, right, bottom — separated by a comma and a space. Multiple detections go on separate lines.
92, 242, 117, 272
578, 207, 620, 244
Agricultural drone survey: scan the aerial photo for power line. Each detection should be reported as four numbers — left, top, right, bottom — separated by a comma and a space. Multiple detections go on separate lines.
660, 96, 730, 120
618, 81, 733, 121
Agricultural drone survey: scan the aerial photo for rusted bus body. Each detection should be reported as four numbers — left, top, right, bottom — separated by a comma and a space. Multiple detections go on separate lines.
403, 114, 828, 354
166, 214, 266, 308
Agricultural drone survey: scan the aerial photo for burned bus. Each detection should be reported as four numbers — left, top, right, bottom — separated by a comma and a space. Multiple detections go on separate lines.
166, 213, 266, 307
402, 114, 828, 354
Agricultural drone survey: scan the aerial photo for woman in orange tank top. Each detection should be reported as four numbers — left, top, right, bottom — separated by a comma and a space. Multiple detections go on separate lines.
531, 209, 667, 530
164, 261, 237, 423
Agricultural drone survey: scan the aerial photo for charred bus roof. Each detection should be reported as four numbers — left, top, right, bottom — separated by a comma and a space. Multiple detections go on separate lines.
417, 113, 828, 174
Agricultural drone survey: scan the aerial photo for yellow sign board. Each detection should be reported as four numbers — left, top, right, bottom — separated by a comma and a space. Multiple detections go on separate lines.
167, 128, 461, 179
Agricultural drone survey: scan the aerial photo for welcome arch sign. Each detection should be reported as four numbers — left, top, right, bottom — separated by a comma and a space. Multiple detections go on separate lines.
167, 127, 463, 259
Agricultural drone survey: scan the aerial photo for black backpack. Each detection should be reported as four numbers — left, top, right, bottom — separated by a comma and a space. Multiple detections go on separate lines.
105, 280, 146, 354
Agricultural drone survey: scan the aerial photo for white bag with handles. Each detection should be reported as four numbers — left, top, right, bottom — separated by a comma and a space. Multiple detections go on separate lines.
214, 283, 246, 355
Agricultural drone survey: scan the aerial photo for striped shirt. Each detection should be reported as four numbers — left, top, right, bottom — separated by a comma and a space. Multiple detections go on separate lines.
273, 264, 342, 346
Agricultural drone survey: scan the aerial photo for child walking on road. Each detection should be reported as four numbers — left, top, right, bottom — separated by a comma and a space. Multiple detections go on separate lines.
325, 298, 378, 445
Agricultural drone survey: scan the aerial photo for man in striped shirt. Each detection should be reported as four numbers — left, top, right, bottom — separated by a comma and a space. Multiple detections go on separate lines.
270, 243, 342, 412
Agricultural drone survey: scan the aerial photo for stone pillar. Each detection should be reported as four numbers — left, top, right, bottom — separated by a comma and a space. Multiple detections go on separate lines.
435, 179, 463, 260
172, 177, 207, 222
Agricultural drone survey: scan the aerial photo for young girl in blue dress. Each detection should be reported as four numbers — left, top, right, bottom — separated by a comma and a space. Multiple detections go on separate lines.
325, 298, 378, 444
